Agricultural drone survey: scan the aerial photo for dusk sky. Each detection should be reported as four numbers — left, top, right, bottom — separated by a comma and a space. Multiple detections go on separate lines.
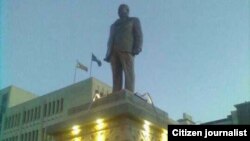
1, 0, 249, 123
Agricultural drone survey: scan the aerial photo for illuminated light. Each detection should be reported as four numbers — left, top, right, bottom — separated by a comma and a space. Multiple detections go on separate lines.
144, 120, 151, 126
96, 119, 104, 124
162, 129, 168, 134
95, 119, 106, 131
142, 120, 151, 141
72, 125, 80, 130
143, 120, 151, 132
143, 125, 150, 132
72, 137, 82, 141
71, 125, 81, 136
95, 119, 107, 140
96, 131, 105, 141
161, 133, 167, 141
161, 129, 168, 141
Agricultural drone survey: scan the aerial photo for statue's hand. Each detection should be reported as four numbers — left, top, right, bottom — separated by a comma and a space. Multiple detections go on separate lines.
104, 57, 110, 62
132, 48, 141, 56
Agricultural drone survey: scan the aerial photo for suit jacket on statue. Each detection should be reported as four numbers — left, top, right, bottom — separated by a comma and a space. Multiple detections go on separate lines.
105, 17, 143, 62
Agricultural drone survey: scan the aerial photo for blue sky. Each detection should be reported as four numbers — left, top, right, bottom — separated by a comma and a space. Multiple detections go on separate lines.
1, 0, 249, 123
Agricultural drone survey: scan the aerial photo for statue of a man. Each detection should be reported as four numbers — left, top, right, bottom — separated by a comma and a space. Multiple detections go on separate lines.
104, 4, 143, 93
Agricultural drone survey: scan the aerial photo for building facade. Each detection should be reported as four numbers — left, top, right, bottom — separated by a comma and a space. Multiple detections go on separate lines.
201, 101, 250, 125
46, 90, 170, 141
0, 86, 37, 136
0, 78, 112, 141
1, 77, 198, 141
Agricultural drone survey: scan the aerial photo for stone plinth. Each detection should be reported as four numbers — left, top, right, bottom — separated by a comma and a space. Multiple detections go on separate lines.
46, 90, 171, 141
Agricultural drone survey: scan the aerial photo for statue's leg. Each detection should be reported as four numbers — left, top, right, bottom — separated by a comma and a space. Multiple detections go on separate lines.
111, 53, 123, 93
120, 52, 135, 93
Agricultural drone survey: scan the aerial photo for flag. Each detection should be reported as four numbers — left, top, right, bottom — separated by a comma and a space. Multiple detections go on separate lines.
76, 61, 88, 71
92, 53, 102, 66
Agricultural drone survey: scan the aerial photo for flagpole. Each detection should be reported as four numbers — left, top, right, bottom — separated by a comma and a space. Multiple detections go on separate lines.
74, 65, 77, 83
90, 58, 93, 77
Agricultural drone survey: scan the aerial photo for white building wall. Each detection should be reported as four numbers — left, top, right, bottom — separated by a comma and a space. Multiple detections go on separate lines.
0, 77, 112, 141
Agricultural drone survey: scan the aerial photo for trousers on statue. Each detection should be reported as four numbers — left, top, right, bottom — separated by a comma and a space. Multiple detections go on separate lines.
110, 50, 135, 93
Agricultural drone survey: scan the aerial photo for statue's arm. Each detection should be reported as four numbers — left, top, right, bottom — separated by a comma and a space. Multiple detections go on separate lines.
133, 18, 143, 55
104, 25, 114, 62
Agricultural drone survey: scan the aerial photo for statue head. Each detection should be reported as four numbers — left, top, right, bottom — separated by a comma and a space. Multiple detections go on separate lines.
118, 4, 129, 18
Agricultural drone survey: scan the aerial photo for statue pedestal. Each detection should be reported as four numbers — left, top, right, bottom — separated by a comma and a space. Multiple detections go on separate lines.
47, 90, 172, 141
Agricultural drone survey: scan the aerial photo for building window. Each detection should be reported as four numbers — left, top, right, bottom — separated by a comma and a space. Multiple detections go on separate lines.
32, 130, 35, 141
8, 116, 11, 128
35, 130, 39, 141
31, 109, 34, 121
14, 114, 17, 127
48, 102, 51, 116
21, 134, 24, 141
6, 116, 9, 129
4, 117, 7, 129
29, 132, 31, 141
17, 113, 21, 126
9, 116, 12, 128
14, 114, 18, 127
56, 100, 60, 113
34, 107, 37, 120
1, 94, 9, 114
27, 110, 30, 123
24, 133, 27, 141
42, 128, 45, 141
23, 111, 26, 124
12, 115, 14, 127
43, 104, 47, 117
11, 116, 14, 128
52, 101, 55, 114
13, 115, 15, 127
38, 106, 41, 119
60, 98, 64, 112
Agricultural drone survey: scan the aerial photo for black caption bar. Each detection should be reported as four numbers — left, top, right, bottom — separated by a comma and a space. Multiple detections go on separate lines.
168, 125, 250, 141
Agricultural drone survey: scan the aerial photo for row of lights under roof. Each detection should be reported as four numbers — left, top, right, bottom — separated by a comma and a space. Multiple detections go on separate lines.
71, 119, 167, 141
